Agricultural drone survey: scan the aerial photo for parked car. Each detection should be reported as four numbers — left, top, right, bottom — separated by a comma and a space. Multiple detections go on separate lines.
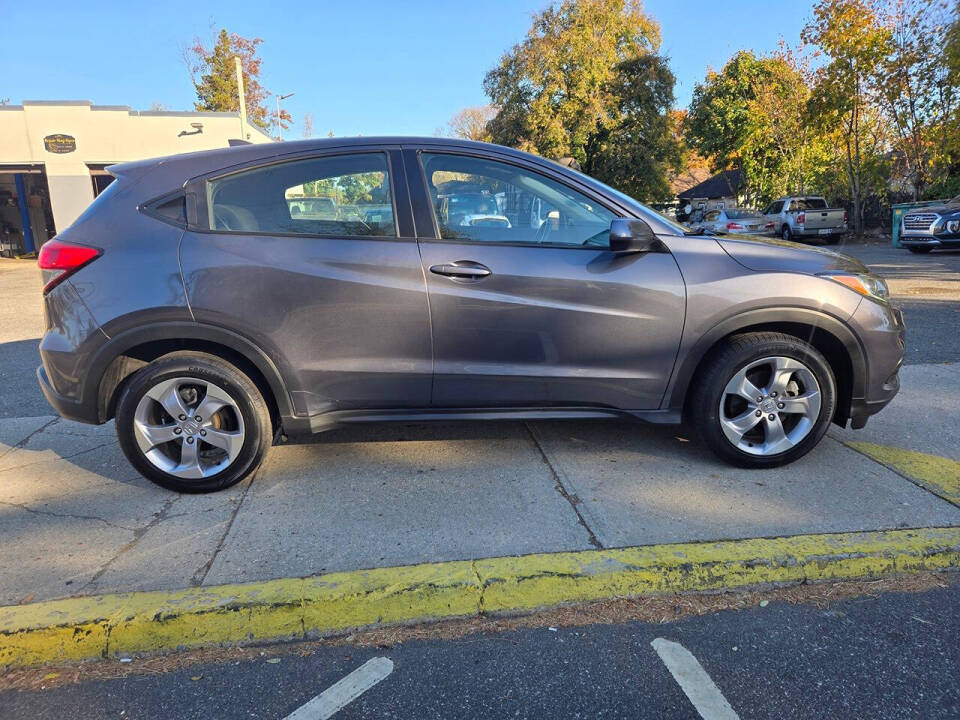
899, 195, 960, 253
696, 208, 766, 235
763, 196, 847, 244
36, 137, 903, 492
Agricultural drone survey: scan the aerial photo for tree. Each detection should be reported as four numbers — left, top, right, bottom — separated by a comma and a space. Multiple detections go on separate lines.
940, 0, 960, 195
446, 105, 498, 141
686, 49, 822, 207
876, 0, 954, 199
185, 28, 290, 133
803, 0, 890, 233
483, 0, 678, 200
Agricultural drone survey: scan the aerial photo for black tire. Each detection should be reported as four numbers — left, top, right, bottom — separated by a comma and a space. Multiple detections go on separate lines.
115, 352, 271, 493
907, 246, 932, 254
690, 332, 837, 468
781, 225, 793, 242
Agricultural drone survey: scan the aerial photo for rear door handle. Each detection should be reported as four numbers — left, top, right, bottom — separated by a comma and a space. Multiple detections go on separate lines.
429, 261, 491, 281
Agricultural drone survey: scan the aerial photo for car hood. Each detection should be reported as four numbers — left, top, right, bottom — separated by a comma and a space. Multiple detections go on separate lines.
715, 234, 870, 275
905, 204, 960, 216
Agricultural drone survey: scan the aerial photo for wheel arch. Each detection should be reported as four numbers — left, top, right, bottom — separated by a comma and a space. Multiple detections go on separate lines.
91, 322, 294, 428
669, 308, 866, 427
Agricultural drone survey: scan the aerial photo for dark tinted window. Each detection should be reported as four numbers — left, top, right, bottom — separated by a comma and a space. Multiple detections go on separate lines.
207, 153, 395, 237
421, 153, 615, 247
767, 201, 784, 214
148, 195, 187, 225
789, 197, 828, 211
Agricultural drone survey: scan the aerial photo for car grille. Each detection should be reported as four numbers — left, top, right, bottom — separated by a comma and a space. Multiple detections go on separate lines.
902, 213, 938, 230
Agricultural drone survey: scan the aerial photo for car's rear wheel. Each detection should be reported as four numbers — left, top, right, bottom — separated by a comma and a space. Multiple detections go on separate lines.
116, 353, 271, 492
907, 246, 932, 254
691, 333, 836, 468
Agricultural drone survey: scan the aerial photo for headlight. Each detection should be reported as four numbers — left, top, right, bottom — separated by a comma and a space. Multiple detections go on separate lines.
819, 272, 889, 302
947, 219, 960, 234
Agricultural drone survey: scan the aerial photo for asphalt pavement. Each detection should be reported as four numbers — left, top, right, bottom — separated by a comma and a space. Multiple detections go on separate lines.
3, 577, 958, 719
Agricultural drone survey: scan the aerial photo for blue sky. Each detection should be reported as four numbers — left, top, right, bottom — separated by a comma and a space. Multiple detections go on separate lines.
1, 1, 812, 138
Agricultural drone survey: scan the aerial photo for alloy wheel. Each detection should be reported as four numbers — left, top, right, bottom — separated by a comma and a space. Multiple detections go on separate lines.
718, 356, 821, 456
133, 377, 245, 479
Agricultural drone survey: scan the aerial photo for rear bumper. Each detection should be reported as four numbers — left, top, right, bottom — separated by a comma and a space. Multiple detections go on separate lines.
37, 365, 100, 424
794, 226, 846, 237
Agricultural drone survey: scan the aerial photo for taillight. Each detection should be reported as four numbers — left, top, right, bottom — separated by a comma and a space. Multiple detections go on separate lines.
726, 222, 743, 230
797, 212, 805, 224
37, 239, 101, 294
844, 211, 848, 224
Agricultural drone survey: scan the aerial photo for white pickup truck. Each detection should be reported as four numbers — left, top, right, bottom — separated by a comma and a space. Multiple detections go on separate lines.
762, 196, 847, 244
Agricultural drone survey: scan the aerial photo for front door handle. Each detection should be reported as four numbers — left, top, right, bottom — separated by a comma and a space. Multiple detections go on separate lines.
429, 261, 492, 281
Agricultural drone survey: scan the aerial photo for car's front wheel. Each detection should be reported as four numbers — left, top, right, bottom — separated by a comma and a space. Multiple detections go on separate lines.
115, 353, 272, 492
691, 333, 837, 468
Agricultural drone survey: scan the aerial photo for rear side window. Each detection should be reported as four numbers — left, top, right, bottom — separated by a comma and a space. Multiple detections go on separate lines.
206, 153, 395, 237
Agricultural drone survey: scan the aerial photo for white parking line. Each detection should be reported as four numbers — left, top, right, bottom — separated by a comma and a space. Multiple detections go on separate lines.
651, 638, 739, 720
283, 656, 394, 720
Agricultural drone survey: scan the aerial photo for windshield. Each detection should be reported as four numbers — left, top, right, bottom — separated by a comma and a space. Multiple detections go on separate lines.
948, 194, 960, 206
726, 209, 761, 219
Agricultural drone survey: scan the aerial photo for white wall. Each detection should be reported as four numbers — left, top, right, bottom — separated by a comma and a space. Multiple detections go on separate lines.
0, 101, 273, 232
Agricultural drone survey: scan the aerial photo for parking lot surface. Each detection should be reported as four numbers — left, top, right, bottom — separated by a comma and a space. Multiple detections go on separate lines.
1, 245, 959, 606
4, 576, 958, 719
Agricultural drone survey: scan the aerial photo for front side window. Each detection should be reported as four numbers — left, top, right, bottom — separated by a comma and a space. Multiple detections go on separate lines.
207, 153, 395, 237
420, 153, 615, 247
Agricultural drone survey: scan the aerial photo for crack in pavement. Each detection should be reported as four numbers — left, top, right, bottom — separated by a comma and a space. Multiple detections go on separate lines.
189, 455, 266, 587
524, 422, 603, 550
0, 499, 137, 531
80, 494, 182, 592
0, 418, 59, 462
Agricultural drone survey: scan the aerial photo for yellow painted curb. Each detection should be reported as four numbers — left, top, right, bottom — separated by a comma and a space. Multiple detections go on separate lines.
845, 441, 960, 507
2, 527, 959, 667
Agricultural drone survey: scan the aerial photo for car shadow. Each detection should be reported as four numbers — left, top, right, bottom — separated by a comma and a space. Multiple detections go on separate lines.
0, 338, 49, 419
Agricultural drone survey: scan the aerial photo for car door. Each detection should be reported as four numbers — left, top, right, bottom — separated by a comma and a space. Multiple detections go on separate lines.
180, 148, 432, 418
408, 148, 686, 410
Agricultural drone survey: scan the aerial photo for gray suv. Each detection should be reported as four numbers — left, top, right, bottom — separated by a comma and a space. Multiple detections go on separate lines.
36, 138, 904, 492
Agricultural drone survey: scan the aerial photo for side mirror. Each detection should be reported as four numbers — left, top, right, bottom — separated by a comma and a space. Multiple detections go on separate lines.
609, 218, 657, 253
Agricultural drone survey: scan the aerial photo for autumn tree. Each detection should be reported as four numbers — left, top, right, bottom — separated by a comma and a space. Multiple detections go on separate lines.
685, 49, 824, 207
803, 0, 889, 233
483, 0, 678, 200
942, 0, 960, 195
186, 28, 290, 133
446, 105, 498, 141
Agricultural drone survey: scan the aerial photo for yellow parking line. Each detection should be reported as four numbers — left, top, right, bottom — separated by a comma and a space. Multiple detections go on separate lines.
2, 526, 959, 668
845, 441, 960, 507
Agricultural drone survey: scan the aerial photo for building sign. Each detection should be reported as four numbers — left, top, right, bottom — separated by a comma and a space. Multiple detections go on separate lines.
43, 134, 77, 154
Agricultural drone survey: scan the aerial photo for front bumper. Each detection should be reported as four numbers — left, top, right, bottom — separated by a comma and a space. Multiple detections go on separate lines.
846, 301, 905, 428
900, 235, 960, 250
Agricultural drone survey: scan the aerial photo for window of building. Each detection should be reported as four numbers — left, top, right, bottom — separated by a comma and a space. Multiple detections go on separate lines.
420, 153, 615, 247
207, 153, 395, 237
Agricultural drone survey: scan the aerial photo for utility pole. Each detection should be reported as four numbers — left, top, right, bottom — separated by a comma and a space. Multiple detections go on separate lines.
276, 92, 294, 141
234, 56, 247, 139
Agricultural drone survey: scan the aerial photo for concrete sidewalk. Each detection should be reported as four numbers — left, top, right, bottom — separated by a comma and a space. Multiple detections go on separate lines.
1, 363, 959, 607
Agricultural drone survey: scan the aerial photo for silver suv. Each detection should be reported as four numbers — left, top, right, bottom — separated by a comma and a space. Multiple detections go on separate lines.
36, 138, 904, 492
